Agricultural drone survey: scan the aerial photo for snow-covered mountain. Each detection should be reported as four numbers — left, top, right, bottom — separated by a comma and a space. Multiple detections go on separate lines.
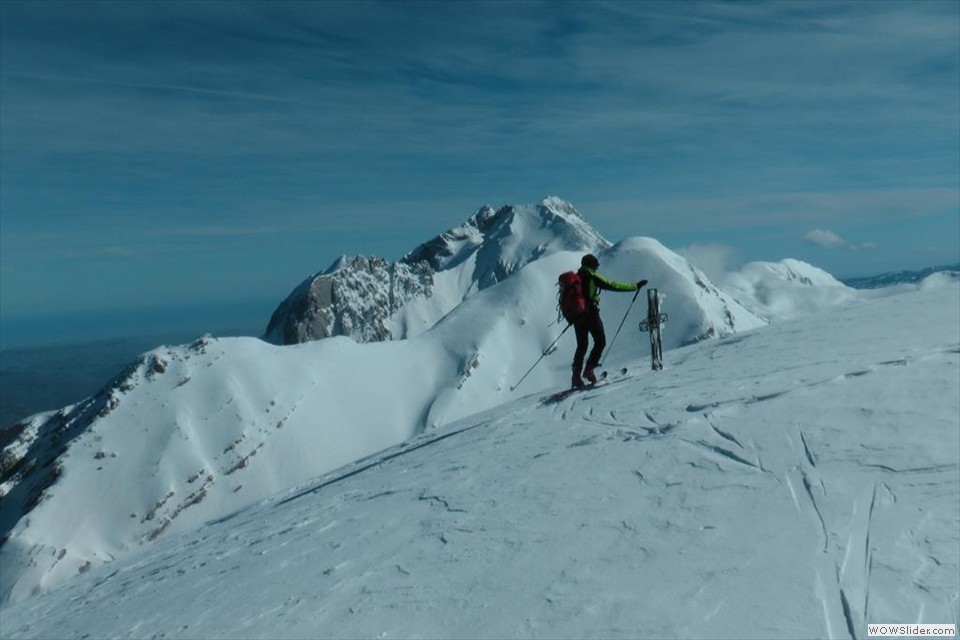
1, 275, 956, 639
721, 258, 857, 322
263, 197, 611, 345
1, 234, 771, 604
2, 198, 883, 610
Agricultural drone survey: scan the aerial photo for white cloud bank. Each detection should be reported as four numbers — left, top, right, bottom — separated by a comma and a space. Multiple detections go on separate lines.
804, 228, 877, 251
803, 228, 847, 247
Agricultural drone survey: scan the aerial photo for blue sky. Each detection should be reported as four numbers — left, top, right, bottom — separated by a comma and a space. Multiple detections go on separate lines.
1, 0, 958, 345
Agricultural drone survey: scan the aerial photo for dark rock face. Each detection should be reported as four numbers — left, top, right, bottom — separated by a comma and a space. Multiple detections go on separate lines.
264, 256, 434, 345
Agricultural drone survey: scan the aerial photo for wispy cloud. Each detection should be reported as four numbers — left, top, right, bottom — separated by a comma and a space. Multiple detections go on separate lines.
803, 229, 847, 248
3, 0, 956, 168
803, 229, 876, 251
678, 243, 739, 282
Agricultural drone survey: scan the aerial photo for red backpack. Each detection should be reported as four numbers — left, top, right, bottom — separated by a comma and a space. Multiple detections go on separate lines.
557, 271, 587, 323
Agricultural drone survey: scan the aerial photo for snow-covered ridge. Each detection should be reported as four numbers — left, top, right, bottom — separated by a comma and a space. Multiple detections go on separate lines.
721, 258, 856, 322
402, 196, 609, 275
0, 197, 880, 607
1, 343, 188, 533
599, 237, 766, 344
262, 256, 435, 344
2, 279, 956, 638
1, 235, 768, 605
263, 197, 611, 345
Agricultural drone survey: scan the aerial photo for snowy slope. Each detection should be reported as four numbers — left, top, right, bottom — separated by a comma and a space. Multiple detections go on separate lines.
1, 277, 957, 639
721, 259, 857, 322
263, 197, 611, 345
0, 239, 767, 605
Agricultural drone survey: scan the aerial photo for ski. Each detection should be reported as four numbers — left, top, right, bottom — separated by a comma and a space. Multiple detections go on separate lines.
539, 368, 630, 405
638, 288, 667, 370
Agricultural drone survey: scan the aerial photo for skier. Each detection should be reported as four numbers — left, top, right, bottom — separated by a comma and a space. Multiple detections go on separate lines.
571, 254, 647, 388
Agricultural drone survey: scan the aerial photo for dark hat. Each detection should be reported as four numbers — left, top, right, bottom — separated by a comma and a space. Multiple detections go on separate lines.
581, 254, 599, 269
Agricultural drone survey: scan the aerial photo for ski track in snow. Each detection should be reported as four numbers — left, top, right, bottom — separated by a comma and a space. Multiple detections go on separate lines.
517, 287, 960, 638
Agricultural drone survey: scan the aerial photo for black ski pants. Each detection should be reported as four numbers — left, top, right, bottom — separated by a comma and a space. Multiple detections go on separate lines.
573, 308, 605, 373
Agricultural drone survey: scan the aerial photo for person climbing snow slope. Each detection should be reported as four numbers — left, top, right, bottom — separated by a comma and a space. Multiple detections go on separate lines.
570, 254, 647, 388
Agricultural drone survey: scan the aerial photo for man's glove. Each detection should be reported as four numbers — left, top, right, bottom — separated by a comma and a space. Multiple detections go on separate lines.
636, 279, 648, 290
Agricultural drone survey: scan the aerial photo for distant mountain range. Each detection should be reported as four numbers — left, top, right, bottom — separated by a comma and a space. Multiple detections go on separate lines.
841, 264, 960, 289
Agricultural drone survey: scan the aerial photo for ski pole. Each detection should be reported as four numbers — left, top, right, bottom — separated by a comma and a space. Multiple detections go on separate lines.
510, 324, 571, 392
599, 287, 641, 367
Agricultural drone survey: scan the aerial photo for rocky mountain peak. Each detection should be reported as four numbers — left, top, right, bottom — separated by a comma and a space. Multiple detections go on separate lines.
264, 198, 610, 346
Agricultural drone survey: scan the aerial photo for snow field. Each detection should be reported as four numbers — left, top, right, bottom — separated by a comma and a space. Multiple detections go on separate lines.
1, 279, 956, 639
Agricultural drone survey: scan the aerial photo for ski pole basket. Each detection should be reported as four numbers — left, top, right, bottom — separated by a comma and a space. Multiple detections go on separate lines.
638, 288, 667, 370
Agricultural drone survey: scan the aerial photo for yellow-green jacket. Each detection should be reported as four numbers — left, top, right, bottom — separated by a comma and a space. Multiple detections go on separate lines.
578, 266, 638, 309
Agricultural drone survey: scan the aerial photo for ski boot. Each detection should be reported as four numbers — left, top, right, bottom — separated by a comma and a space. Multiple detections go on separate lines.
571, 366, 585, 389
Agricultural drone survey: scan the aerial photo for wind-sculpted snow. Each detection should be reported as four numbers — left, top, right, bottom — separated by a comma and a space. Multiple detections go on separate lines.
1, 279, 956, 639
605, 238, 767, 345
263, 197, 611, 345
